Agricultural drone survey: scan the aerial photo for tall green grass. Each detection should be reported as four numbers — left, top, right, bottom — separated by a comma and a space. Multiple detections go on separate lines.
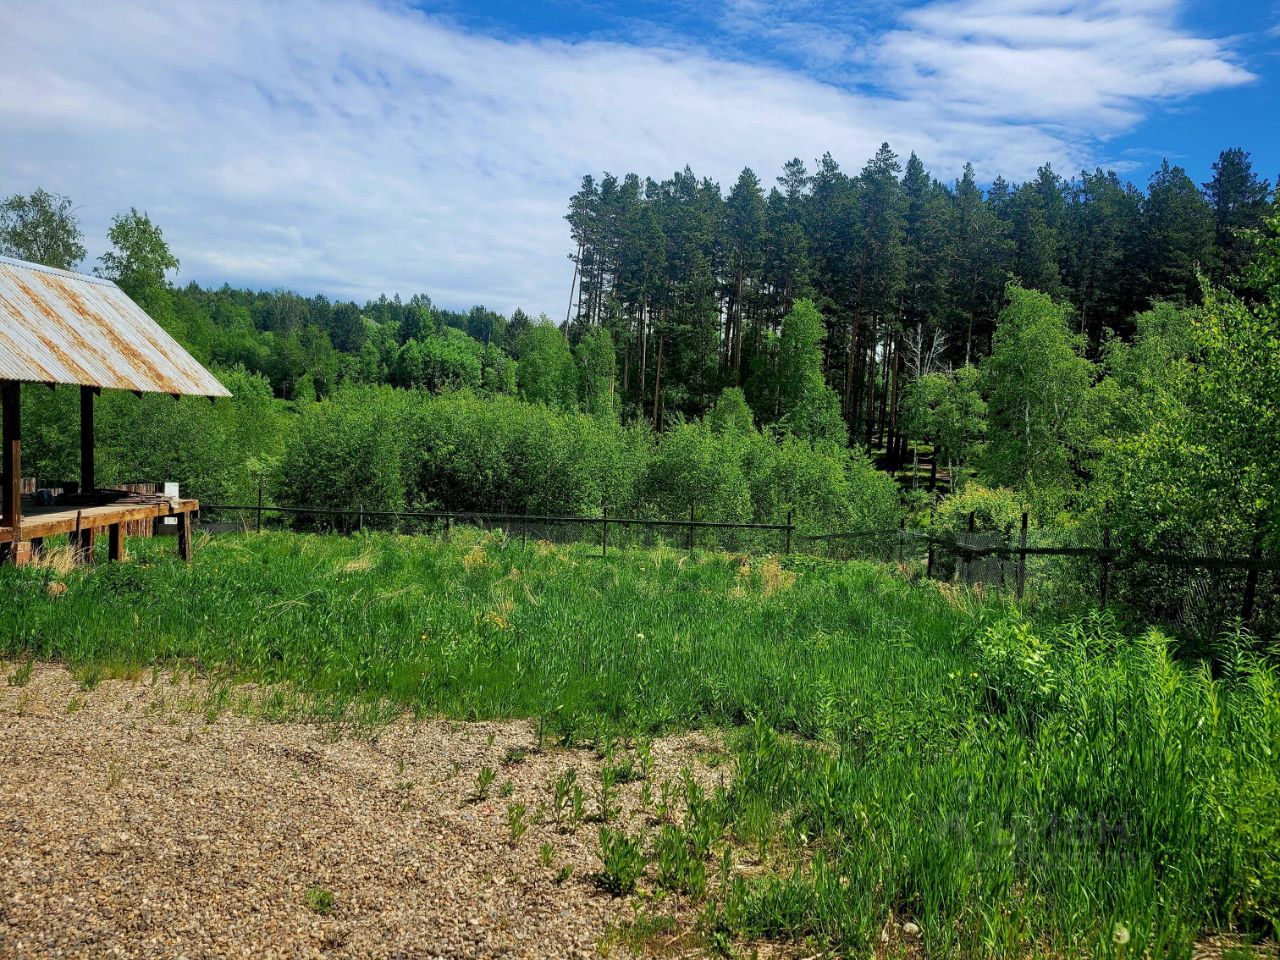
2, 529, 1276, 956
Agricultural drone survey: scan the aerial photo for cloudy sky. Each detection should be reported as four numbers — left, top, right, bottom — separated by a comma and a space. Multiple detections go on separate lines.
1, 0, 1276, 315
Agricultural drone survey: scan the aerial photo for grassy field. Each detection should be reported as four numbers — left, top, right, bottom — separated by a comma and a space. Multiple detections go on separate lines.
3, 529, 1278, 958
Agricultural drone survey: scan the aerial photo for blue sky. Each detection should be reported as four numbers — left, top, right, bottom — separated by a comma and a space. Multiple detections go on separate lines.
432, 0, 1279, 185
1, 0, 1275, 314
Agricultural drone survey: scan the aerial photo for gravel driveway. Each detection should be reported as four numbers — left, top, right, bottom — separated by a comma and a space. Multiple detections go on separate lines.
0, 663, 729, 959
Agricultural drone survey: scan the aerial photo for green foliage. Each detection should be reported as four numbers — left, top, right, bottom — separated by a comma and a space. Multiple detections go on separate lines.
981, 285, 1099, 512
96, 207, 180, 301
639, 422, 752, 522
400, 389, 642, 515
1098, 214, 1280, 557
517, 322, 578, 409
772, 299, 846, 447
746, 435, 897, 535
278, 386, 405, 526
972, 615, 1059, 726
575, 326, 617, 417
931, 484, 1027, 536
900, 366, 986, 479
394, 328, 483, 392
0, 187, 86, 269
706, 388, 755, 436
596, 827, 647, 896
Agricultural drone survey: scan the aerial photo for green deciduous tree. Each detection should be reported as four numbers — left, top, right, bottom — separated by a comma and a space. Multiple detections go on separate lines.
773, 299, 846, 447
575, 326, 617, 417
0, 187, 86, 269
517, 321, 578, 409
97, 208, 180, 300
981, 285, 1099, 512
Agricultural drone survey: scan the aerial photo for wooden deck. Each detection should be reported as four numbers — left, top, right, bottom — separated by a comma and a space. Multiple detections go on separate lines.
0, 498, 199, 543
1, 496, 199, 565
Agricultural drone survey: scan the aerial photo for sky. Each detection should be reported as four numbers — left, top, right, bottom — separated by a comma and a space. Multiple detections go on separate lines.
0, 0, 1276, 316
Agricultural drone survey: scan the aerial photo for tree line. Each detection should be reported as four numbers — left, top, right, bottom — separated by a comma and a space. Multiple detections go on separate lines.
563, 146, 1273, 439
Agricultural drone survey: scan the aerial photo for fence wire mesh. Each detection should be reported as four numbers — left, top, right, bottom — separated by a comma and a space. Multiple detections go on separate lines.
198, 502, 1276, 647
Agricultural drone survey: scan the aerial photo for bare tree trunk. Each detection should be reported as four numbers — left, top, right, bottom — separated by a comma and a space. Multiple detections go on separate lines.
864, 315, 879, 447
652, 335, 664, 431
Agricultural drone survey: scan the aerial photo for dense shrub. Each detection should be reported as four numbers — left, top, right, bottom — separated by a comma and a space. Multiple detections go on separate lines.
930, 483, 1028, 537
400, 389, 644, 515
638, 421, 753, 523
277, 385, 405, 526
746, 435, 898, 534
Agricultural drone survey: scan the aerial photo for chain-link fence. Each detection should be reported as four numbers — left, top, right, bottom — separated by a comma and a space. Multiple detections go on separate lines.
199, 501, 1277, 646
199, 503, 795, 558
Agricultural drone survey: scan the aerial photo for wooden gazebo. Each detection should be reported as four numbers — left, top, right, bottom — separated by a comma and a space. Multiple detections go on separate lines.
0, 255, 230, 565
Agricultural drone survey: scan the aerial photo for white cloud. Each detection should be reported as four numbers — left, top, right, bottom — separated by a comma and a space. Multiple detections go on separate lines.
0, 0, 1254, 313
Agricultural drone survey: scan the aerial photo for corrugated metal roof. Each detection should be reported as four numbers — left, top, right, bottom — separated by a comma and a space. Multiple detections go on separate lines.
0, 255, 230, 397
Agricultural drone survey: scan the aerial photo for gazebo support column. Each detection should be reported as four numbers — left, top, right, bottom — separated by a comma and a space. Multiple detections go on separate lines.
2, 380, 20, 564
80, 385, 96, 496
74, 385, 98, 562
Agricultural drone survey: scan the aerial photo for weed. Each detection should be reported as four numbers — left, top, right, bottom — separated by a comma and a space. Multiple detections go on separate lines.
304, 886, 335, 916
6, 658, 34, 687
600, 908, 678, 956
552, 768, 578, 826
472, 765, 496, 801
538, 841, 555, 868
502, 746, 529, 765
654, 825, 708, 899
596, 827, 646, 896
506, 802, 528, 845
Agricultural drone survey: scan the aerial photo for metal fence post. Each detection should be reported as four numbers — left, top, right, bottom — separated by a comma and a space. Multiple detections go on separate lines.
962, 511, 975, 583
357, 503, 364, 534
602, 505, 609, 558
897, 517, 905, 566
687, 503, 696, 553
444, 514, 452, 543
1241, 521, 1264, 623
1099, 527, 1112, 610
256, 475, 263, 534
1016, 511, 1028, 600
785, 509, 793, 555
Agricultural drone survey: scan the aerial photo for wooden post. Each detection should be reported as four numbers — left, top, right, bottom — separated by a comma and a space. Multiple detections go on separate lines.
1016, 512, 1029, 600
176, 509, 192, 561
80, 385, 96, 496
72, 509, 84, 564
2, 381, 20, 539
108, 523, 122, 562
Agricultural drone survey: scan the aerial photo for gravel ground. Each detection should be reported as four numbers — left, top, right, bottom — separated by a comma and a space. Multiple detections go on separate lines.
0, 663, 734, 960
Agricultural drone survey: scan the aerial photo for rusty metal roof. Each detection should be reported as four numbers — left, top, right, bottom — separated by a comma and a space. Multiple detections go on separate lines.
0, 255, 229, 396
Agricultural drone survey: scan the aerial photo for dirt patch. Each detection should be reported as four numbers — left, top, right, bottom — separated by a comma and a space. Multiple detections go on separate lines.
0, 663, 731, 959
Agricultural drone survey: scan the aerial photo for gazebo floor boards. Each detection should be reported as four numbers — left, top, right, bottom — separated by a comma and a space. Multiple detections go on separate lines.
0, 497, 198, 563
